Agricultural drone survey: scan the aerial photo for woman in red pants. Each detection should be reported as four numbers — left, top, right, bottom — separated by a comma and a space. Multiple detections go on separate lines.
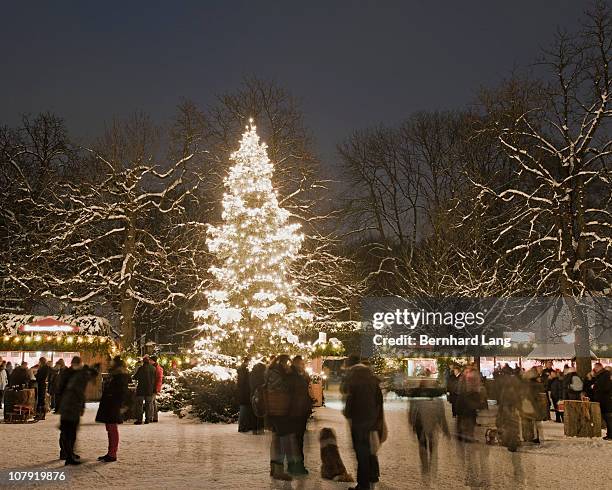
95, 356, 130, 462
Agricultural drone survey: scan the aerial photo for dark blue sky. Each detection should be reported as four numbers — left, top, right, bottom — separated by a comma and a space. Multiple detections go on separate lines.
1, 1, 585, 169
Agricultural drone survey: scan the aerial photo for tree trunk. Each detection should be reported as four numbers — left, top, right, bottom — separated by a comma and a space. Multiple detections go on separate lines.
563, 400, 601, 437
120, 213, 136, 346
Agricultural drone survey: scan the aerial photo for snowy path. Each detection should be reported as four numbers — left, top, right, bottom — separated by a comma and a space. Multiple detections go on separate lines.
1, 395, 610, 489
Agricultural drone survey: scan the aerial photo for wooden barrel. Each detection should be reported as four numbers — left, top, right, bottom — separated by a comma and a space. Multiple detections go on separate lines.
563, 400, 602, 437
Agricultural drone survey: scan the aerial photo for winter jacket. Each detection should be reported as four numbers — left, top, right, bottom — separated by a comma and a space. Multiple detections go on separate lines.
562, 372, 583, 400
237, 366, 252, 405
341, 363, 383, 431
265, 365, 291, 416
8, 366, 30, 387
289, 368, 312, 417
549, 377, 563, 402
59, 366, 98, 422
409, 397, 449, 436
153, 363, 164, 393
249, 363, 266, 394
35, 364, 51, 389
133, 362, 157, 396
95, 368, 130, 424
589, 369, 612, 414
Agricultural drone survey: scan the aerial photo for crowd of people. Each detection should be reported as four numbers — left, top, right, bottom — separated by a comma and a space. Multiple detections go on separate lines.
2, 352, 611, 487
446, 360, 612, 452
0, 353, 165, 466
237, 353, 386, 490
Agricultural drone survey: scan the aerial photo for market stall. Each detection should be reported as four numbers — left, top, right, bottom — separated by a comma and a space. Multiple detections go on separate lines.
0, 315, 118, 403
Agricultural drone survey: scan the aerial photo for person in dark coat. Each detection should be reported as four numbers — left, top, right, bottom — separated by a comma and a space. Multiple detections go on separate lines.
409, 385, 450, 477
34, 357, 52, 420
58, 357, 98, 465
133, 355, 156, 424
495, 366, 522, 451
341, 355, 385, 490
266, 354, 297, 481
288, 356, 312, 475
8, 362, 30, 388
455, 363, 481, 442
95, 356, 130, 462
249, 361, 266, 435
446, 366, 461, 417
49, 359, 65, 411
588, 363, 612, 440
237, 357, 255, 432
549, 371, 564, 422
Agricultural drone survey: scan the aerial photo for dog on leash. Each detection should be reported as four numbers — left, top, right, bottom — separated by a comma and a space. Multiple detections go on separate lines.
319, 427, 354, 482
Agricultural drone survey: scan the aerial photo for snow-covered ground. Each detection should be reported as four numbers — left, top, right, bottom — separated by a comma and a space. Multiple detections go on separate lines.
1, 394, 610, 489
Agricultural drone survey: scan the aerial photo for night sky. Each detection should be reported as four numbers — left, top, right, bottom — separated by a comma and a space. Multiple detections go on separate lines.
1, 1, 585, 170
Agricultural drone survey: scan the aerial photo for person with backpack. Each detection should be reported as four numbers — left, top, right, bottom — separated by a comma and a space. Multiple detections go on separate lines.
265, 354, 298, 481
95, 356, 130, 462
562, 367, 583, 400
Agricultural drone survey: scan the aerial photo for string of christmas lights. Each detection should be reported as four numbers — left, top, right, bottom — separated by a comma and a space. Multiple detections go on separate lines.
193, 121, 313, 365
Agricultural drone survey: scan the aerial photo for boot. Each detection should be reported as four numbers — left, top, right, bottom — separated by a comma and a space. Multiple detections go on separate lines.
270, 462, 292, 481
288, 461, 309, 476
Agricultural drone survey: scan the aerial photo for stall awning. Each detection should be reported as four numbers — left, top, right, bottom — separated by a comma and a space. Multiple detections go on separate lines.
526, 343, 597, 360
18, 317, 79, 334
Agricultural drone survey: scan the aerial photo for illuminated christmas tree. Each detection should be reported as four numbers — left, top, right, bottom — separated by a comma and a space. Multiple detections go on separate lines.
194, 121, 312, 365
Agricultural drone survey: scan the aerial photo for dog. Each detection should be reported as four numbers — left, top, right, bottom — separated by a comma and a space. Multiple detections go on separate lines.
319, 427, 354, 482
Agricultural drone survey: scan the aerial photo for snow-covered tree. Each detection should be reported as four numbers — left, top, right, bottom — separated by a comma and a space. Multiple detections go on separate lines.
473, 3, 612, 375
194, 122, 312, 364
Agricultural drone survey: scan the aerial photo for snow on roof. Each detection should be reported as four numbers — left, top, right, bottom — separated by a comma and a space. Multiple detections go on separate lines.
0, 314, 111, 336
526, 343, 597, 360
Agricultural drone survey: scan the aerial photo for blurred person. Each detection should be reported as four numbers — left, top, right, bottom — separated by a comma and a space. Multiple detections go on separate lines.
5, 361, 13, 377
58, 357, 98, 465
95, 356, 130, 462
266, 354, 296, 481
288, 355, 312, 475
520, 368, 544, 443
409, 383, 450, 478
341, 355, 385, 490
496, 365, 522, 451
456, 363, 481, 442
133, 355, 156, 424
